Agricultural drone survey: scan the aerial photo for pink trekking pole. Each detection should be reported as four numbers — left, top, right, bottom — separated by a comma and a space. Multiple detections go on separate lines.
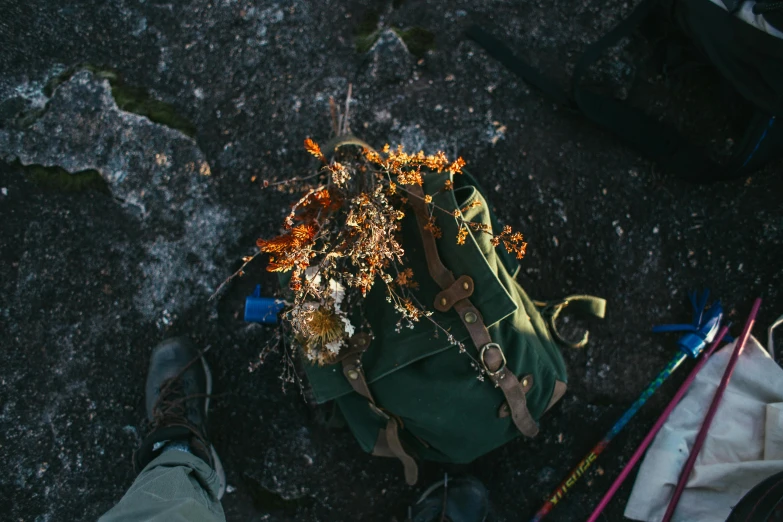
585, 324, 731, 522
661, 298, 762, 522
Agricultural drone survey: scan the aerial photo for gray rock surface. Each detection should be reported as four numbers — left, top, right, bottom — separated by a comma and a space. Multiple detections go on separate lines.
1, 0, 781, 521
367, 29, 415, 83
1, 70, 232, 325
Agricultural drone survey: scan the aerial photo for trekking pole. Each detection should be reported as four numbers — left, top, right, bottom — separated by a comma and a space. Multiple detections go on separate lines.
661, 298, 761, 522
528, 291, 723, 522
585, 324, 731, 522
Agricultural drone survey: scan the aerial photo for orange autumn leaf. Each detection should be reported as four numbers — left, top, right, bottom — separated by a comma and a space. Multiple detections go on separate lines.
291, 224, 318, 244
311, 188, 338, 210
266, 259, 296, 272
257, 224, 317, 254
304, 138, 325, 162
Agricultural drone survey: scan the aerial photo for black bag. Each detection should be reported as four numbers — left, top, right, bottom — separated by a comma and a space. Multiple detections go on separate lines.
726, 470, 783, 521
467, 0, 783, 183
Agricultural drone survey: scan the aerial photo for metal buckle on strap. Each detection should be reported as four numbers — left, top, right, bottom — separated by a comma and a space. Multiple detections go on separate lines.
479, 342, 507, 378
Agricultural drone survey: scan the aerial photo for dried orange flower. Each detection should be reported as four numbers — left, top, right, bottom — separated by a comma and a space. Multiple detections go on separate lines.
467, 222, 491, 233
327, 162, 351, 187
448, 157, 466, 175
456, 225, 469, 245
424, 194, 433, 204
443, 180, 453, 191
396, 168, 424, 186
460, 200, 482, 213
491, 225, 528, 260
423, 217, 442, 239
424, 151, 449, 172
363, 148, 383, 164
395, 268, 416, 287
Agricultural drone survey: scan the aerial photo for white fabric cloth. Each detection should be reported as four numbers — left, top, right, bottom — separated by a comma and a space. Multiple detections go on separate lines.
625, 336, 783, 522
707, 0, 783, 39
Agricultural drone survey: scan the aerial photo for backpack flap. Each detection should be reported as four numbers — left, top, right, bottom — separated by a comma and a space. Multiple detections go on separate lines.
301, 168, 603, 477
342, 170, 575, 464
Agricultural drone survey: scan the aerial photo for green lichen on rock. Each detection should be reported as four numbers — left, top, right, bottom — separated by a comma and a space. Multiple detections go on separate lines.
43, 66, 117, 98
392, 27, 435, 58
353, 6, 433, 58
110, 81, 197, 138
19, 162, 109, 194
42, 66, 197, 137
354, 9, 381, 54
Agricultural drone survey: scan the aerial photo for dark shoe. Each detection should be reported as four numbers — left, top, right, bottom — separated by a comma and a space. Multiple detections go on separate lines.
133, 337, 226, 499
409, 476, 489, 522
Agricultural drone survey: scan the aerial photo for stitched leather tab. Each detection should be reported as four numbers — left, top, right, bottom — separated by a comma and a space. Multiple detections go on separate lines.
494, 368, 539, 437
332, 332, 372, 363
434, 275, 475, 312
341, 358, 375, 403
498, 375, 535, 418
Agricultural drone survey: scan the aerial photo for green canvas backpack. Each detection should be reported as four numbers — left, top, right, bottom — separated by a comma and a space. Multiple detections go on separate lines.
295, 139, 606, 485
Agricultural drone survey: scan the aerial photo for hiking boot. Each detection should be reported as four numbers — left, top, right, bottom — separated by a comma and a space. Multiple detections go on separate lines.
133, 337, 226, 499
409, 476, 490, 522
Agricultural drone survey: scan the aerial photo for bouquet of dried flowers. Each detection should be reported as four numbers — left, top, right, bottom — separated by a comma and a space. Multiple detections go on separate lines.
228, 93, 528, 372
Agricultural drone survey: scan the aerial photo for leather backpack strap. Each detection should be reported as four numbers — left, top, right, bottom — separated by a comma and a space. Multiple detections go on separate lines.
408, 184, 539, 438
323, 134, 373, 159
341, 351, 419, 485
535, 295, 607, 349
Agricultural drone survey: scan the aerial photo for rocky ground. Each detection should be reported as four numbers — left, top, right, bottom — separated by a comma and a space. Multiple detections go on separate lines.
1, 0, 781, 521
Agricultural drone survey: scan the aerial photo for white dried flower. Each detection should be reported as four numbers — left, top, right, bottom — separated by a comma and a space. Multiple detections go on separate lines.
325, 339, 344, 354
340, 316, 355, 337
329, 278, 345, 307
304, 266, 322, 285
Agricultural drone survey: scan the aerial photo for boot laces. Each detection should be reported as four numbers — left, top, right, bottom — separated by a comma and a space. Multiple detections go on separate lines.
148, 355, 212, 438
151, 378, 204, 432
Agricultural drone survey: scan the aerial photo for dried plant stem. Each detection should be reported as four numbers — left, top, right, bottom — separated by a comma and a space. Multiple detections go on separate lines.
329, 96, 339, 136
210, 250, 264, 301
342, 83, 353, 135
265, 171, 321, 188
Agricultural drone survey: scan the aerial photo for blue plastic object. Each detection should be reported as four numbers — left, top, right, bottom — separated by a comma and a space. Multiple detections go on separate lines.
652, 290, 727, 358
244, 285, 286, 324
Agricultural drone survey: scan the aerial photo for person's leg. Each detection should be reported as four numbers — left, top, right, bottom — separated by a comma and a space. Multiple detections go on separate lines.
100, 337, 226, 522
